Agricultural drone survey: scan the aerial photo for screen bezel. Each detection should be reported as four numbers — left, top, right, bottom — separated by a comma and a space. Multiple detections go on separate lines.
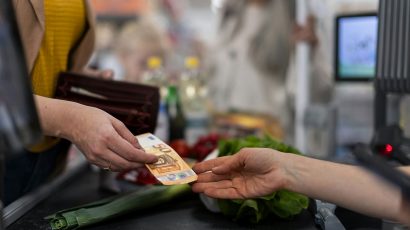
335, 12, 378, 82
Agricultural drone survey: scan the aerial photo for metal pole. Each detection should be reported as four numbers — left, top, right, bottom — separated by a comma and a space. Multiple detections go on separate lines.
295, 0, 310, 152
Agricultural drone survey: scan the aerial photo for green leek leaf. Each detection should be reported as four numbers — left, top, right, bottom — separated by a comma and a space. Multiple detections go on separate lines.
45, 184, 191, 230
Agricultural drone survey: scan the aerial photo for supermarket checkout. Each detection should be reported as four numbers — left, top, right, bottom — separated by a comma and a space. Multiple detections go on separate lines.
3, 0, 410, 229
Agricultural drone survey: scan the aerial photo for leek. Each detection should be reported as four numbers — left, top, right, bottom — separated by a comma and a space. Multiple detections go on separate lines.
45, 184, 191, 230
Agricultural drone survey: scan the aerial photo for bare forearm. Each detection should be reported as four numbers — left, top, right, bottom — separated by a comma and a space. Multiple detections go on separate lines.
34, 95, 80, 140
282, 153, 405, 222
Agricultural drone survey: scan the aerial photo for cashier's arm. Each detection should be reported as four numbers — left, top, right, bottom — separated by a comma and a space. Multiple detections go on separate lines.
33, 95, 157, 171
193, 148, 410, 225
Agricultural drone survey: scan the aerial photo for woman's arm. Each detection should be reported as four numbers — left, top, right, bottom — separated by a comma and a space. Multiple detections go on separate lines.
34, 95, 157, 171
284, 153, 408, 224
192, 148, 410, 225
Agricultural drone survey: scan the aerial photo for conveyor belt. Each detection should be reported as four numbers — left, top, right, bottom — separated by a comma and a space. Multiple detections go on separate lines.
8, 168, 318, 230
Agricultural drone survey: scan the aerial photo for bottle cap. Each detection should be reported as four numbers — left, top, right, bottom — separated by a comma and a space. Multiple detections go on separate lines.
185, 56, 199, 69
147, 56, 162, 69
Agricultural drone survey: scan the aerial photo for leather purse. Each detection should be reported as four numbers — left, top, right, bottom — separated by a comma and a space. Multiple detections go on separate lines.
55, 72, 159, 135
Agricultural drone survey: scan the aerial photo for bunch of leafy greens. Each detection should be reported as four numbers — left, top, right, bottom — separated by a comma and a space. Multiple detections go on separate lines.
217, 135, 309, 223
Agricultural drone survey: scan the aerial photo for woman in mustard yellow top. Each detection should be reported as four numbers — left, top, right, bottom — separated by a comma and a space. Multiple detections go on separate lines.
5, 0, 157, 204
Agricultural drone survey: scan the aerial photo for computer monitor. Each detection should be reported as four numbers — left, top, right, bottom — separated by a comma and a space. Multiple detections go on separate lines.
335, 13, 378, 82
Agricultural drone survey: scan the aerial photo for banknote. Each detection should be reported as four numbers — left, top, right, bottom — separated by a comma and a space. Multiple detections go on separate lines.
136, 133, 198, 185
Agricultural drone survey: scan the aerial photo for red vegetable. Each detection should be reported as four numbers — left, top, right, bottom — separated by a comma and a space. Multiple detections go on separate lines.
191, 133, 222, 161
169, 139, 191, 158
117, 167, 159, 185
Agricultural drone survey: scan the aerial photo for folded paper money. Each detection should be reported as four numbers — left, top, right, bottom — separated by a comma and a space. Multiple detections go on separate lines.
137, 133, 198, 185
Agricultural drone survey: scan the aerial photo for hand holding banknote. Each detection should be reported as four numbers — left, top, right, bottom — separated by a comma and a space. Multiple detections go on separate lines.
64, 104, 158, 171
36, 96, 158, 171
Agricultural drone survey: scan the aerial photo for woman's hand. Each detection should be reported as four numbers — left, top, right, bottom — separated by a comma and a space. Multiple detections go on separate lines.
192, 143, 410, 226
82, 67, 114, 80
66, 105, 157, 171
192, 148, 290, 199
35, 96, 157, 171
292, 15, 318, 47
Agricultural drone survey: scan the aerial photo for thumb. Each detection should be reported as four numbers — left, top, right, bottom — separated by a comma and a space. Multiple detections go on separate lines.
110, 117, 140, 149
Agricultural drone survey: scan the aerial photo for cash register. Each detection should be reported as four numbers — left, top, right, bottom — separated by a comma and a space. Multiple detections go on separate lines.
349, 0, 410, 219
333, 12, 378, 148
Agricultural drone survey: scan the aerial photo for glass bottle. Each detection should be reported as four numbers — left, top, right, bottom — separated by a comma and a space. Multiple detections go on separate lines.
166, 85, 186, 141
141, 56, 169, 141
178, 57, 210, 145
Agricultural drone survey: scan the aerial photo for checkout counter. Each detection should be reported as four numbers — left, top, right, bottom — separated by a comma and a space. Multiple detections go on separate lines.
4, 150, 386, 230
6, 161, 319, 230
4, 151, 383, 230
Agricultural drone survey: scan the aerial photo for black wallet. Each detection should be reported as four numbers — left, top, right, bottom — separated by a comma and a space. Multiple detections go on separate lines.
55, 72, 160, 135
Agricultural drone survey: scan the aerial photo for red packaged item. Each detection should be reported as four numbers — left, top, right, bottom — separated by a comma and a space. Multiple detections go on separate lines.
169, 139, 191, 158
117, 167, 159, 185
191, 133, 222, 162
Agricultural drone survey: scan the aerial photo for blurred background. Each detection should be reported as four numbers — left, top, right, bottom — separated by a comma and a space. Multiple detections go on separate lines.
86, 0, 390, 163
8, 0, 410, 229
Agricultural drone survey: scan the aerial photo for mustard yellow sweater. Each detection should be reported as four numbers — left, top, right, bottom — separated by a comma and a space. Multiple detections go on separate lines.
30, 0, 86, 152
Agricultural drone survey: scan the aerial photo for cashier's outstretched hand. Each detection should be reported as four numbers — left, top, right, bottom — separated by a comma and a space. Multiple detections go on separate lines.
192, 148, 288, 199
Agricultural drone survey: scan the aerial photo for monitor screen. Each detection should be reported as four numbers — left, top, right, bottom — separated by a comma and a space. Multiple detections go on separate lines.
335, 13, 378, 81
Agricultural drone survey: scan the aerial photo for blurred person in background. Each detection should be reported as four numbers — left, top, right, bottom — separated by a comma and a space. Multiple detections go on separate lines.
116, 19, 169, 83
286, 0, 333, 107
208, 0, 332, 142
208, 0, 294, 130
285, 0, 334, 144
5, 0, 158, 205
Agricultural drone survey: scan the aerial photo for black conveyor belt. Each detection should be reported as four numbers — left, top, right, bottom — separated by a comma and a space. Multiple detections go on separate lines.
8, 168, 318, 230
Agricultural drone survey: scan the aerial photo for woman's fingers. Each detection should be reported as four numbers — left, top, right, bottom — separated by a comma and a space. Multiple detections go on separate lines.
197, 171, 231, 183
192, 180, 233, 193
83, 68, 114, 80
106, 119, 157, 164
204, 187, 244, 200
110, 117, 141, 149
96, 148, 143, 171
193, 156, 231, 174
107, 132, 157, 164
212, 155, 241, 175
100, 69, 114, 79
